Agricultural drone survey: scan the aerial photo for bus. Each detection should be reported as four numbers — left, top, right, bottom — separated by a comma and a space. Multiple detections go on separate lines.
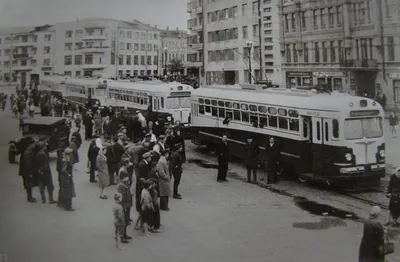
190, 85, 385, 189
106, 80, 193, 125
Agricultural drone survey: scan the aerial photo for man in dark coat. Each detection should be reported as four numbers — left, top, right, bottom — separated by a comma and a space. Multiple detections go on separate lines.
265, 137, 280, 184
359, 206, 385, 262
83, 110, 93, 140
107, 136, 125, 185
132, 115, 142, 143
87, 137, 100, 183
18, 138, 39, 202
217, 135, 229, 182
136, 152, 152, 212
243, 137, 260, 183
57, 143, 67, 208
170, 145, 183, 199
71, 128, 82, 150
117, 176, 133, 240
60, 147, 76, 211
36, 141, 56, 204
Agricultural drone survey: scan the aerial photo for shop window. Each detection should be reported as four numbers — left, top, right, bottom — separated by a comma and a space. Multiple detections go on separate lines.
278, 108, 287, 116
289, 119, 299, 131
249, 105, 257, 112
332, 119, 339, 138
269, 115, 277, 127
258, 106, 267, 113
219, 108, 226, 118
268, 107, 277, 114
278, 117, 288, 129
233, 110, 241, 120
242, 112, 250, 122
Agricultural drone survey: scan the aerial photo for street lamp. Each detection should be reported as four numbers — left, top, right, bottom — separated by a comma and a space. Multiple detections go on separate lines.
246, 41, 253, 84
163, 47, 168, 77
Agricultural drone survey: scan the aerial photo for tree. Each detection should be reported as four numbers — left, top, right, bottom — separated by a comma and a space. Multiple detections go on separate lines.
167, 58, 184, 75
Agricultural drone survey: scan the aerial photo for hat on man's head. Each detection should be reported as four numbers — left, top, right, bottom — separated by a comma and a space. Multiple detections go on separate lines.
117, 133, 124, 137
145, 133, 152, 138
142, 152, 152, 159
64, 147, 73, 154
159, 135, 166, 140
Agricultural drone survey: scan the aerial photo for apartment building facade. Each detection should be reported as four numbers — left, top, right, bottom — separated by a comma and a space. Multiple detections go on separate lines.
280, 0, 400, 109
0, 25, 55, 84
53, 18, 161, 78
160, 28, 188, 76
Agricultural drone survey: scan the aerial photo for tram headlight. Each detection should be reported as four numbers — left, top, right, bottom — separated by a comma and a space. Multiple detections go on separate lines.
379, 150, 385, 158
345, 153, 352, 161
167, 116, 172, 121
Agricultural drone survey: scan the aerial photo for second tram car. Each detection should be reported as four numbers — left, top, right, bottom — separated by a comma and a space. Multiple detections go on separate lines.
106, 80, 193, 124
64, 77, 110, 109
190, 85, 385, 188
39, 75, 68, 99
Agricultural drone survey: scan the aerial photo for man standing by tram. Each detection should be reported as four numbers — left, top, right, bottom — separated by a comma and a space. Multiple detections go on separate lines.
265, 137, 280, 184
217, 135, 229, 183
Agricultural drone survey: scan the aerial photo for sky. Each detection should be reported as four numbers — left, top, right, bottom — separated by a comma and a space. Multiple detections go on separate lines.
0, 0, 188, 30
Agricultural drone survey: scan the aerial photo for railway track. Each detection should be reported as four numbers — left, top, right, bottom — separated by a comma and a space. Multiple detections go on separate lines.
337, 190, 389, 210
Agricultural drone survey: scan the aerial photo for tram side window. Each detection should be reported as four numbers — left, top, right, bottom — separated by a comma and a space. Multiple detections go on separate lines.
212, 106, 218, 117
303, 119, 308, 138
205, 105, 211, 113
269, 115, 277, 127
260, 114, 268, 127
289, 119, 299, 131
278, 117, 288, 130
233, 110, 241, 121
226, 111, 233, 120
332, 119, 339, 139
199, 104, 205, 114
242, 111, 250, 122
316, 122, 321, 141
325, 122, 329, 141
250, 114, 258, 126
161, 97, 164, 108
218, 107, 225, 118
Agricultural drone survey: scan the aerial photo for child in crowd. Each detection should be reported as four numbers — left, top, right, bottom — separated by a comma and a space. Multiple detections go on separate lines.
141, 180, 155, 236
112, 192, 129, 248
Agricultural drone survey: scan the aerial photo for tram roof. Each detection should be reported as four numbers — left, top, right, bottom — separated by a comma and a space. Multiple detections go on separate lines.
64, 77, 110, 88
40, 75, 69, 84
107, 80, 193, 93
192, 86, 381, 112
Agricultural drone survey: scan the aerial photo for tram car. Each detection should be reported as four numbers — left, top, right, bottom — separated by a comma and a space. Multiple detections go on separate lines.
64, 77, 110, 109
39, 75, 68, 99
190, 85, 385, 189
106, 80, 193, 125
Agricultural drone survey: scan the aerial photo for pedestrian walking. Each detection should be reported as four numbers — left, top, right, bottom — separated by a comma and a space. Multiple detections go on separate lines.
117, 176, 133, 240
389, 111, 398, 138
243, 137, 260, 183
96, 143, 109, 199
36, 141, 56, 204
171, 145, 183, 199
265, 137, 280, 184
216, 135, 229, 182
359, 206, 385, 262
112, 193, 129, 247
60, 147, 76, 211
157, 149, 171, 210
386, 167, 400, 226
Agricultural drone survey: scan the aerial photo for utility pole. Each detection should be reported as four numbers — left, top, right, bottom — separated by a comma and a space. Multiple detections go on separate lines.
201, 0, 206, 86
145, 29, 148, 75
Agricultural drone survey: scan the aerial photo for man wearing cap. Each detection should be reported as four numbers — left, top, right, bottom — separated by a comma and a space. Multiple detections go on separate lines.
136, 152, 152, 213
217, 135, 230, 182
170, 145, 183, 199
153, 135, 166, 154
19, 138, 39, 203
83, 109, 93, 141
36, 141, 56, 204
60, 147, 76, 211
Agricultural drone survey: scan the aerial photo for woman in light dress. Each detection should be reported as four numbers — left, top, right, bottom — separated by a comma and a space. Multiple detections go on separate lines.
96, 140, 110, 199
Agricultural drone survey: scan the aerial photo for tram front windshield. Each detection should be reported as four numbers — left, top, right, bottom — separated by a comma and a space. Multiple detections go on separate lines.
166, 96, 191, 109
344, 117, 383, 140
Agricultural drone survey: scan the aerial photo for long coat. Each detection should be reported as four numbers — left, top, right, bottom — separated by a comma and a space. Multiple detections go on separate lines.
265, 143, 280, 171
60, 156, 76, 198
156, 156, 171, 197
19, 143, 39, 189
96, 153, 109, 188
36, 148, 53, 188
70, 141, 79, 164
243, 141, 260, 166
359, 217, 385, 262
388, 174, 400, 219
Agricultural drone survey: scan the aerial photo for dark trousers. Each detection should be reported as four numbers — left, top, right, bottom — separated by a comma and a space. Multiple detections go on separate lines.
108, 164, 118, 184
217, 161, 228, 181
267, 165, 278, 184
123, 207, 131, 222
160, 196, 169, 210
26, 187, 33, 201
64, 197, 72, 209
89, 160, 96, 182
246, 164, 257, 181
152, 205, 161, 229
85, 125, 92, 140
39, 181, 54, 202
173, 172, 182, 196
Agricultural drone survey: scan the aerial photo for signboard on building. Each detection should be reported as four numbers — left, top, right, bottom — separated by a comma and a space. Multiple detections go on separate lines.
286, 71, 313, 88
388, 73, 400, 79
313, 72, 344, 78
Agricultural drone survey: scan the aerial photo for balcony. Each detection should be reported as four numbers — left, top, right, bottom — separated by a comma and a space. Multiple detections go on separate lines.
195, 6, 202, 14
12, 64, 33, 71
13, 53, 31, 59
339, 59, 378, 70
13, 41, 36, 47
186, 61, 202, 67
81, 64, 107, 69
190, 43, 203, 50
82, 46, 109, 53
82, 34, 108, 41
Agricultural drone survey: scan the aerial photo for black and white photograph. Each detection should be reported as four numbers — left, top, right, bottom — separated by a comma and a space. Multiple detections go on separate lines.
0, 0, 399, 261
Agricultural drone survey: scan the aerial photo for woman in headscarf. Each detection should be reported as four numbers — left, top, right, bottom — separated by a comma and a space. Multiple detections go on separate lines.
386, 167, 400, 226
96, 142, 110, 199
359, 206, 385, 262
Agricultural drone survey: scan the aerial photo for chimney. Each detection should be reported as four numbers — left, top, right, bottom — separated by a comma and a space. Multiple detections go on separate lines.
167, 26, 169, 31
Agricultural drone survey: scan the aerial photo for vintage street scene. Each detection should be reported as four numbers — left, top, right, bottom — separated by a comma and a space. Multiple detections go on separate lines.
0, 0, 399, 261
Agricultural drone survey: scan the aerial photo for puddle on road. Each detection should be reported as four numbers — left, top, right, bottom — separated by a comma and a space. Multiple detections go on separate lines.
294, 196, 359, 221
293, 217, 347, 230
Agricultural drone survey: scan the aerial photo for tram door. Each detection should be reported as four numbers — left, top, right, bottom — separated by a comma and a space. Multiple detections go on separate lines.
312, 117, 327, 177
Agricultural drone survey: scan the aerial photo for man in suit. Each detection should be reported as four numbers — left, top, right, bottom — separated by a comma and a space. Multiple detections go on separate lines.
265, 137, 280, 184
217, 135, 230, 182
243, 137, 260, 183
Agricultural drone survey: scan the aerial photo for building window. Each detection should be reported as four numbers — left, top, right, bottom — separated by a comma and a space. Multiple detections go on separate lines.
85, 54, 93, 64
31, 47, 37, 54
126, 55, 132, 65
313, 10, 318, 29
154, 56, 158, 65
330, 41, 336, 62
134, 55, 139, 65
120, 30, 125, 38
394, 80, 400, 102
118, 55, 124, 65
302, 12, 307, 30
366, 1, 371, 21
43, 59, 51, 66
293, 44, 298, 63
242, 3, 247, 15
64, 55, 72, 65
65, 31, 72, 38
75, 55, 82, 65
338, 40, 344, 61
127, 43, 131, 50
284, 14, 289, 32
154, 44, 158, 50
127, 31, 132, 38
320, 9, 325, 28
119, 42, 124, 50
328, 7, 334, 26
369, 39, 374, 59
336, 6, 342, 25
353, 4, 358, 24
388, 36, 395, 61
64, 71, 72, 76
356, 39, 360, 59
76, 71, 81, 77
75, 30, 83, 36
134, 43, 139, 51
147, 56, 152, 65
385, 0, 391, 18
252, 1, 258, 14
242, 26, 248, 39
304, 43, 309, 63
359, 2, 365, 24
291, 13, 296, 31
75, 42, 83, 50
140, 55, 145, 65
322, 42, 328, 62
147, 44, 152, 51
286, 44, 291, 63
31, 60, 37, 66
314, 42, 320, 62
253, 24, 259, 37
361, 39, 368, 59
141, 44, 146, 51
44, 34, 52, 41
64, 43, 72, 51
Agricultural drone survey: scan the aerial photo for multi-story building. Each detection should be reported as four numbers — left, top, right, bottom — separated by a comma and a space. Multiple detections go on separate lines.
280, 0, 400, 109
0, 25, 55, 84
160, 27, 188, 76
53, 18, 160, 78
187, 0, 204, 79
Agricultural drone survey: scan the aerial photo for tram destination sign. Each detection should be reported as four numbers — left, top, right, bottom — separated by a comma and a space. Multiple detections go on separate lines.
349, 110, 380, 117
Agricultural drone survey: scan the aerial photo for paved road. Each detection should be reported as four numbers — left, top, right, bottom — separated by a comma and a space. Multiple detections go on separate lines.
0, 86, 398, 262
